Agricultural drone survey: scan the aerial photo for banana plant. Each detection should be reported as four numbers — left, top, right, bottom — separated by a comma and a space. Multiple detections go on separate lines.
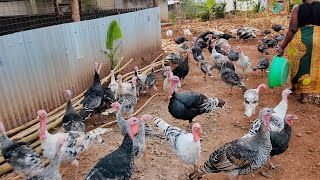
195, 0, 215, 24
102, 20, 122, 70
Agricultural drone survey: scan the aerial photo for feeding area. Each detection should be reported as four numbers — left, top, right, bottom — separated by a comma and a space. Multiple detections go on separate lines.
0, 0, 320, 180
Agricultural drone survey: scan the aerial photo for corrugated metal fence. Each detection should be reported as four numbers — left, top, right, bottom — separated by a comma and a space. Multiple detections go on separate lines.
0, 7, 161, 130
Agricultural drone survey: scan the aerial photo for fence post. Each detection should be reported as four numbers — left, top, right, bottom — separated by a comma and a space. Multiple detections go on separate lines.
70, 0, 81, 22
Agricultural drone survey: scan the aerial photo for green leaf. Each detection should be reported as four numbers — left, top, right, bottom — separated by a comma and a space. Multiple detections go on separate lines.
106, 20, 122, 50
194, 5, 206, 9
206, 0, 215, 8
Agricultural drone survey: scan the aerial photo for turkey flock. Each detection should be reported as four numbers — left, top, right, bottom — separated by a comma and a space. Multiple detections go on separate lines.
0, 23, 297, 180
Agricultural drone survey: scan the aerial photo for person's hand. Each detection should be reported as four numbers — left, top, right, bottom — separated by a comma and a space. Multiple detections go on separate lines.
276, 46, 284, 57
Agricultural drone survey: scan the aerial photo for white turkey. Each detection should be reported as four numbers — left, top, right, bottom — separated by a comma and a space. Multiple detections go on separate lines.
166, 29, 173, 37
108, 70, 119, 99
116, 75, 136, 97
243, 84, 267, 117
237, 46, 252, 79
243, 89, 292, 138
189, 108, 274, 180
38, 110, 112, 179
29, 138, 65, 180
154, 117, 201, 170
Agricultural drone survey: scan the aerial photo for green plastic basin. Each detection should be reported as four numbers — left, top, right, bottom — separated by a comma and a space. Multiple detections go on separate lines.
268, 55, 289, 88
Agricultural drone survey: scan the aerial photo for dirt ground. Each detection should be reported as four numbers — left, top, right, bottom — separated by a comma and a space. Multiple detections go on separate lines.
3, 14, 320, 180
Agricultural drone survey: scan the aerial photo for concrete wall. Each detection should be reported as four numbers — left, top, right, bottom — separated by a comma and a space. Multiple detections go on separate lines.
0, 7, 161, 130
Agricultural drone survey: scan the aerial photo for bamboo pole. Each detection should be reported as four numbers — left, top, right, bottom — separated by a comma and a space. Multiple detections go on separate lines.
0, 54, 164, 177
6, 57, 130, 138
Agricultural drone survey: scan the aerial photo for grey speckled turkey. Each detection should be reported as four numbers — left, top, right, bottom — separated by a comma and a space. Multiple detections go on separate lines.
0, 122, 44, 179
189, 108, 274, 180
220, 63, 247, 94
253, 57, 270, 77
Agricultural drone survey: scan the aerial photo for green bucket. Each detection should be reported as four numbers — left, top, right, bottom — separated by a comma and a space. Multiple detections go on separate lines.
268, 55, 289, 88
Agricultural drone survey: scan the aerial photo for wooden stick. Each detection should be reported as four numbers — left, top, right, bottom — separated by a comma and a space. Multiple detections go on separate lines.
132, 93, 159, 116
151, 53, 163, 63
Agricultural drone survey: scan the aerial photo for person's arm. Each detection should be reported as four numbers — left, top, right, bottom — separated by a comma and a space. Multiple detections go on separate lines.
277, 5, 299, 56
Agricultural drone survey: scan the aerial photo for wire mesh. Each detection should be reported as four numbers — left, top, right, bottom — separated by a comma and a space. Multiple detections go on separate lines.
0, 0, 155, 36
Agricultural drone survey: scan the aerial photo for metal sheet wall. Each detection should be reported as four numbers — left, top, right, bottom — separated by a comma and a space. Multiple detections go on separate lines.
0, 7, 161, 130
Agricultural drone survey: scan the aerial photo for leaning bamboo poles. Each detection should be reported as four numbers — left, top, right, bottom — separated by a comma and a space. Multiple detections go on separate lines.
0, 54, 166, 177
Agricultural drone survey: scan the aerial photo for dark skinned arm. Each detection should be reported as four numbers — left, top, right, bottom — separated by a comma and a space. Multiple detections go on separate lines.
277, 6, 299, 56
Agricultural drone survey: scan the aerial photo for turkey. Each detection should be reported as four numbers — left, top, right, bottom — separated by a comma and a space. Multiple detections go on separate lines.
166, 52, 183, 65
237, 46, 252, 79
118, 76, 138, 117
29, 138, 65, 180
134, 66, 147, 97
272, 24, 285, 32
244, 89, 292, 137
38, 110, 112, 179
142, 64, 157, 94
168, 76, 225, 128
132, 114, 153, 159
215, 39, 231, 50
79, 63, 105, 120
174, 36, 188, 44
117, 75, 136, 97
262, 37, 278, 48
154, 117, 201, 170
243, 84, 267, 117
176, 42, 190, 57
191, 45, 204, 65
189, 108, 274, 180
161, 60, 169, 80
210, 43, 227, 70
198, 31, 214, 42
108, 70, 119, 99
166, 29, 173, 37
200, 61, 213, 80
62, 90, 85, 132
243, 114, 298, 177
220, 63, 247, 94
262, 29, 271, 36
227, 49, 239, 62
257, 41, 269, 56
235, 27, 258, 41
0, 122, 44, 179
219, 33, 236, 40
163, 65, 181, 100
113, 102, 152, 159
103, 87, 115, 106
252, 57, 270, 77
172, 49, 191, 85
273, 34, 285, 43
223, 56, 236, 71
85, 117, 139, 180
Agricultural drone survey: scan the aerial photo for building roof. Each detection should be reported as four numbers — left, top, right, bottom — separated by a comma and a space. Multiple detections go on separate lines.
168, 0, 179, 5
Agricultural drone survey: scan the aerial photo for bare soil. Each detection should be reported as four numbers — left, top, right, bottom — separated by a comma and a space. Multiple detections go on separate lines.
3, 13, 320, 180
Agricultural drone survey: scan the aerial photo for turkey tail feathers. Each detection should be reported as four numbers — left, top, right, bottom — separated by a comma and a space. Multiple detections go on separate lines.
200, 98, 219, 113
